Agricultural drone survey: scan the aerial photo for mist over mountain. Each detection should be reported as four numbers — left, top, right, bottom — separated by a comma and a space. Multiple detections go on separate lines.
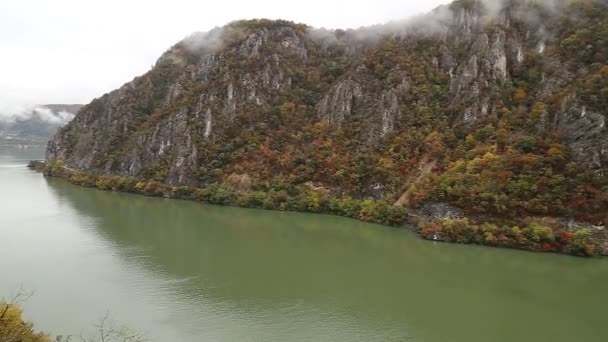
46, 0, 607, 254
0, 104, 82, 146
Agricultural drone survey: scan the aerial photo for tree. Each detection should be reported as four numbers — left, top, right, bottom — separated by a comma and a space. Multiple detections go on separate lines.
0, 288, 49, 342
1, 290, 147, 342
571, 229, 595, 256
425, 131, 446, 157
513, 88, 527, 105
528, 102, 546, 127
515, 136, 537, 153
72, 314, 148, 342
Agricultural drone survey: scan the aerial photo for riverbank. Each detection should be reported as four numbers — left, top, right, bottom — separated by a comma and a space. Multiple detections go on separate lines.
0, 301, 144, 342
33, 160, 605, 257
5, 147, 608, 342
0, 302, 50, 342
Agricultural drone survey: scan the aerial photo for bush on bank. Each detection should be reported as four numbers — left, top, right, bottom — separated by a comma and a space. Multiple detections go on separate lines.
420, 218, 597, 256
0, 301, 146, 342
44, 161, 408, 227
41, 160, 599, 256
0, 302, 50, 342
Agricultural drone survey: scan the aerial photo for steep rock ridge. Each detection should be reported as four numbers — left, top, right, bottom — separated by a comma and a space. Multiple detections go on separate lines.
444, 0, 607, 174
49, 22, 315, 184
48, 0, 607, 248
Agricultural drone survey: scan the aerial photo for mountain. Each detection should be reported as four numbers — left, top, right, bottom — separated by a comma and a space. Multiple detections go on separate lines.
0, 104, 82, 146
46, 0, 607, 255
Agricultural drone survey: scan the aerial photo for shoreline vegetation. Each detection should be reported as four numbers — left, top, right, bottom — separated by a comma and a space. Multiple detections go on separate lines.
30, 160, 601, 257
0, 301, 50, 342
0, 288, 146, 342
0, 302, 146, 342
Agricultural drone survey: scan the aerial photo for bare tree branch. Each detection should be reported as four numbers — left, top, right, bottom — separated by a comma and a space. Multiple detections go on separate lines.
1, 290, 147, 342
0, 286, 34, 321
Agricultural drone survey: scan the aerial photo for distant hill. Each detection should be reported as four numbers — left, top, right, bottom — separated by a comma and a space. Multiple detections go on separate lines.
0, 104, 82, 146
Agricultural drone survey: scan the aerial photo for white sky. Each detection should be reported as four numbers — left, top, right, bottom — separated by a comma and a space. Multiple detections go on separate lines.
0, 0, 450, 113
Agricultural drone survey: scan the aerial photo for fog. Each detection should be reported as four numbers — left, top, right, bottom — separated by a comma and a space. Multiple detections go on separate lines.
0, 105, 76, 125
0, 0, 450, 113
1, 0, 594, 115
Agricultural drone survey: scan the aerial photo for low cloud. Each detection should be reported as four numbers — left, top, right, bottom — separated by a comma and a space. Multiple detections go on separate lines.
0, 105, 76, 125
308, 0, 587, 47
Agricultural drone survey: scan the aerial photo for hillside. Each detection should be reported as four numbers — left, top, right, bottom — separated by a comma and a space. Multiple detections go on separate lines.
46, 0, 608, 255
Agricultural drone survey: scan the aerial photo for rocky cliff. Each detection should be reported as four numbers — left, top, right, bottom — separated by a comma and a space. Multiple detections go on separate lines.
47, 0, 607, 253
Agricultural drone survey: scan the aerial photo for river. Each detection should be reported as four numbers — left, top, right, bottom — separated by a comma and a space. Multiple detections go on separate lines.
1, 147, 607, 342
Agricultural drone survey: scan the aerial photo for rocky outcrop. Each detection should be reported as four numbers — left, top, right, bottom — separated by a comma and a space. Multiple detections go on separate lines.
317, 80, 363, 125
554, 96, 608, 175
406, 203, 465, 230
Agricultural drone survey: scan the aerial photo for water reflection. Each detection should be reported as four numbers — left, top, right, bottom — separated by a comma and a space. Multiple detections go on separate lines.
2, 146, 607, 342
44, 176, 608, 342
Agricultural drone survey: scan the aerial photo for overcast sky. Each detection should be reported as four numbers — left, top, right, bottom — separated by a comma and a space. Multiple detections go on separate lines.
0, 0, 450, 114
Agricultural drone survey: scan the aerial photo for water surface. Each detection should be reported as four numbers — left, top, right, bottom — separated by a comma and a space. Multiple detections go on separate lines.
1, 147, 607, 341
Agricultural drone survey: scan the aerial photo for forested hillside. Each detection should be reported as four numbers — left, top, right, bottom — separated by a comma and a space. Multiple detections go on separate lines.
46, 0, 608, 255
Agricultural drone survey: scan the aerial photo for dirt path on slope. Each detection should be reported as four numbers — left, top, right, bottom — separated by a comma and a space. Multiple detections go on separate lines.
394, 155, 437, 207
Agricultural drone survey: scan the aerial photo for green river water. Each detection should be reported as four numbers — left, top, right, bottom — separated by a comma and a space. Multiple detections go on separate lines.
1, 147, 607, 341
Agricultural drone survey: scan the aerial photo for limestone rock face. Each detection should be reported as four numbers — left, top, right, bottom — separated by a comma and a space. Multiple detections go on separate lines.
47, 0, 608, 186
554, 96, 608, 175
317, 79, 363, 125
48, 22, 311, 185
